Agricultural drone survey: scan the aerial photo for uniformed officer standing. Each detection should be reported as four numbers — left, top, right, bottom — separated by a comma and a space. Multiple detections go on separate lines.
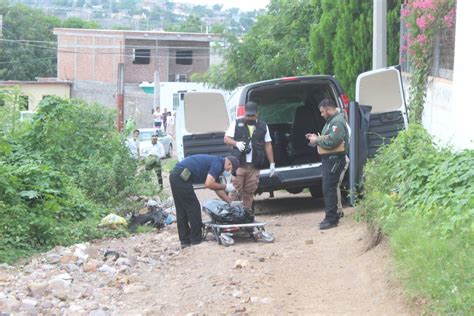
224, 101, 275, 214
306, 98, 349, 230
169, 154, 239, 248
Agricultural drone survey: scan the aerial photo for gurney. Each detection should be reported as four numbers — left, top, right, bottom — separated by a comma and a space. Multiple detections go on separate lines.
201, 200, 274, 246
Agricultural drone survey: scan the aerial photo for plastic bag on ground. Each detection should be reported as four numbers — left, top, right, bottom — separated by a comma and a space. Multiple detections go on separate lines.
99, 214, 128, 229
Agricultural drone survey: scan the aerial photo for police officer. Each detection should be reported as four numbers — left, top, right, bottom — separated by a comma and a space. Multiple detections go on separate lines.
306, 98, 349, 230
224, 101, 275, 213
169, 154, 239, 248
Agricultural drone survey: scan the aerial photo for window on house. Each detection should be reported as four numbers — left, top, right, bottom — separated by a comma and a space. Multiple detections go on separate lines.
133, 48, 151, 65
176, 50, 193, 65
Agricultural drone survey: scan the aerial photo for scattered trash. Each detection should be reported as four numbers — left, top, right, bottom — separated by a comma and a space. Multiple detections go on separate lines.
103, 250, 120, 262
128, 199, 169, 231
99, 214, 127, 229
164, 214, 176, 225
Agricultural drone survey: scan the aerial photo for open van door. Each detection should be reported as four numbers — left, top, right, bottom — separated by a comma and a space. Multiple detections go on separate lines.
176, 91, 231, 161
349, 66, 408, 204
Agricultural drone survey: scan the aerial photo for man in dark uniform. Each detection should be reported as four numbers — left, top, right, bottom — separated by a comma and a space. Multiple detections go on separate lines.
224, 101, 275, 213
306, 98, 349, 230
169, 154, 240, 248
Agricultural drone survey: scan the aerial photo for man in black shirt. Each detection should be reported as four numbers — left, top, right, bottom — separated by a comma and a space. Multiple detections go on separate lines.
169, 154, 240, 248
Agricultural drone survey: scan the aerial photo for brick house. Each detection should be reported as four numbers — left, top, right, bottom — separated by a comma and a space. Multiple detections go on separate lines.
53, 28, 222, 128
54, 28, 220, 84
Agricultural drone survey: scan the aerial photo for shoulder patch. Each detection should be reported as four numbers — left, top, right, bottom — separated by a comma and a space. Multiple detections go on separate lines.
332, 126, 338, 133
238, 123, 245, 127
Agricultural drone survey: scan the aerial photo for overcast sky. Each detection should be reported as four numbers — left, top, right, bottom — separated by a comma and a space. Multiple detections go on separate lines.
176, 0, 270, 12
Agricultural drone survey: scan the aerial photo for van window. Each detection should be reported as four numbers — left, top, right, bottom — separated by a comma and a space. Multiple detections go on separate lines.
258, 99, 304, 124
184, 92, 229, 133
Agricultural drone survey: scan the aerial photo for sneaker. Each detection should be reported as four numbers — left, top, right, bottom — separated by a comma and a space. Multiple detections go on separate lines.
319, 220, 338, 230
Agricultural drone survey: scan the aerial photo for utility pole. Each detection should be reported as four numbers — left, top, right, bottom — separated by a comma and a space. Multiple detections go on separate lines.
153, 70, 160, 113
116, 63, 124, 131
373, 0, 387, 69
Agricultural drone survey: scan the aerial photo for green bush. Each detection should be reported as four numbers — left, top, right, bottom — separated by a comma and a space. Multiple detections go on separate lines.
360, 124, 474, 314
0, 96, 157, 263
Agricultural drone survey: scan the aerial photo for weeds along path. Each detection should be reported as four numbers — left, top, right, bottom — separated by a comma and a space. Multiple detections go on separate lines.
0, 190, 417, 315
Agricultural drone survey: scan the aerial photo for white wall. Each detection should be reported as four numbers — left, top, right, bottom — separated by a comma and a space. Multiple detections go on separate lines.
451, 0, 474, 150
407, 0, 474, 150
421, 77, 455, 146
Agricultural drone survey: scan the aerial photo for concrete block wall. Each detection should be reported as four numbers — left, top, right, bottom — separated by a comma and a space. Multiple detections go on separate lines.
71, 80, 154, 129
71, 80, 116, 108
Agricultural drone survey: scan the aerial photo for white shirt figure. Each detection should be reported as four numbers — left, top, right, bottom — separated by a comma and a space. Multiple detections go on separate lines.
225, 121, 272, 163
126, 139, 140, 158
145, 141, 165, 159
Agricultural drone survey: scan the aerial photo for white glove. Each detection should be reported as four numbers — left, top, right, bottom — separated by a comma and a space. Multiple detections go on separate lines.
269, 162, 276, 177
235, 141, 246, 152
225, 183, 236, 193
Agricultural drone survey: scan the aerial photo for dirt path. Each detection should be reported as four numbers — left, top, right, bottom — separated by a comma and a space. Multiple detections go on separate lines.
0, 180, 416, 315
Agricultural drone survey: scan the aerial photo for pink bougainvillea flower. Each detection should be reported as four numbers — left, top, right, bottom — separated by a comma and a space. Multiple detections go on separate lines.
444, 7, 456, 28
420, 0, 435, 10
401, 8, 410, 17
426, 13, 434, 22
417, 33, 427, 44
416, 16, 427, 29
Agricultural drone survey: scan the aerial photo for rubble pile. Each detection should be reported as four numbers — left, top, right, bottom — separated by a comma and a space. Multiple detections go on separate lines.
0, 197, 179, 315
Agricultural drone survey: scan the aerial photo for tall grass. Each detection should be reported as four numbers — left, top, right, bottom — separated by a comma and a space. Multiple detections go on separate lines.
359, 124, 473, 314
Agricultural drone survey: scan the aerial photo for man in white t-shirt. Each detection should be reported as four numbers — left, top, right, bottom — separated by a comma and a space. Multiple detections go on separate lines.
153, 106, 163, 129
224, 102, 275, 214
126, 129, 140, 158
144, 134, 166, 190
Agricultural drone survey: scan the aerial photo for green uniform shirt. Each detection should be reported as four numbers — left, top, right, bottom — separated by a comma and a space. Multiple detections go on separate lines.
316, 112, 349, 154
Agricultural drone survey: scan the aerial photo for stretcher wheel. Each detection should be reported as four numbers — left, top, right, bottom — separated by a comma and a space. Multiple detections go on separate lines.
261, 231, 274, 243
219, 233, 234, 246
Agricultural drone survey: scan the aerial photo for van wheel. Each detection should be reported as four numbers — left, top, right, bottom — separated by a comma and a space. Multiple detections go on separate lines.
309, 185, 322, 199
166, 144, 173, 158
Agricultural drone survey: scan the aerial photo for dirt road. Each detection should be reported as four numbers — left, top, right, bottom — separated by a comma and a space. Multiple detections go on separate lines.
0, 183, 416, 315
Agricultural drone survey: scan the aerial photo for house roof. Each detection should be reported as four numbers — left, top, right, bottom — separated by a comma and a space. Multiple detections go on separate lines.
0, 79, 72, 86
53, 28, 222, 42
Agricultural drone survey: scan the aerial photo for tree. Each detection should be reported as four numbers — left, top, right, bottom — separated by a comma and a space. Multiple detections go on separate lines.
204, 0, 319, 90
0, 2, 61, 80
0, 1, 103, 81
309, 0, 402, 99
166, 14, 205, 33
62, 17, 100, 29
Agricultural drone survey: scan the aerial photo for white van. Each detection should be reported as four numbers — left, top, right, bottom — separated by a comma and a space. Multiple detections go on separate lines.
175, 66, 407, 200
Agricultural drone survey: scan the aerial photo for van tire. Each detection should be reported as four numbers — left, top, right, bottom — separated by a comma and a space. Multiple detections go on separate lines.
309, 185, 322, 199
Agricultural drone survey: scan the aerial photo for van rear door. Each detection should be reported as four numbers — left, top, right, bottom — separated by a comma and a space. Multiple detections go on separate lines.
349, 66, 408, 204
176, 91, 231, 160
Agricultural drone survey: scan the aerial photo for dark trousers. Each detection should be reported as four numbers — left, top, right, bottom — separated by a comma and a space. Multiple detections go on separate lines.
321, 154, 347, 223
169, 168, 202, 245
